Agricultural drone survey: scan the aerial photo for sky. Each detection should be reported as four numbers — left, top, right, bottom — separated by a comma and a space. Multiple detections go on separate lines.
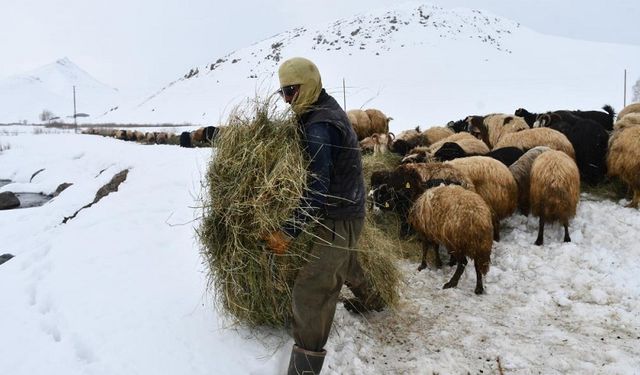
1, 0, 638, 98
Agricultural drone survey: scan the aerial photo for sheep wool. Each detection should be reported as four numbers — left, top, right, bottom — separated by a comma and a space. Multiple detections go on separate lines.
365, 108, 392, 135
422, 126, 454, 146
508, 146, 551, 215
617, 102, 640, 121
494, 127, 575, 159
607, 123, 640, 208
530, 150, 580, 245
482, 114, 529, 148
347, 109, 372, 140
446, 156, 518, 241
409, 185, 493, 294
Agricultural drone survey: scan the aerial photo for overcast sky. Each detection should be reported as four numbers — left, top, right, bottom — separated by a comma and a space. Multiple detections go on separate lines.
1, 0, 637, 97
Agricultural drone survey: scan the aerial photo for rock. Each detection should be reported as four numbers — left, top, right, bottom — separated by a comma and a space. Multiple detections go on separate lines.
0, 191, 20, 210
53, 182, 73, 197
0, 253, 14, 266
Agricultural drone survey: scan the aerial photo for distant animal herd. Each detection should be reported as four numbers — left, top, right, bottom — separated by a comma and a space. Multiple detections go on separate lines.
82, 102, 640, 294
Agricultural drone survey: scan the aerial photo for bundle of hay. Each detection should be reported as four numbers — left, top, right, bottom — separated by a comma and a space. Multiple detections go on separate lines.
199, 98, 401, 327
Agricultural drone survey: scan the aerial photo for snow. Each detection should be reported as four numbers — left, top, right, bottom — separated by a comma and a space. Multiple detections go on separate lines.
1, 2, 640, 374
93, 3, 640, 133
0, 58, 120, 125
1, 128, 640, 375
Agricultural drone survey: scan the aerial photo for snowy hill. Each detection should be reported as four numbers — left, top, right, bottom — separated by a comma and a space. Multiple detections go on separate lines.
0, 58, 120, 124
98, 3, 640, 132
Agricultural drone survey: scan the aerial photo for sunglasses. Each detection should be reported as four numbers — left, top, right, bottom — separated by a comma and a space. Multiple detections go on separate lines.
278, 85, 299, 97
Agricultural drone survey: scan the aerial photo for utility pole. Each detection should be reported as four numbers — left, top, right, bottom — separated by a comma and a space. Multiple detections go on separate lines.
73, 85, 77, 133
623, 69, 627, 108
342, 78, 347, 110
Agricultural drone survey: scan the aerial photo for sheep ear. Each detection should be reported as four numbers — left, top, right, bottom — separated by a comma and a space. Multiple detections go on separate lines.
384, 202, 390, 208
405, 182, 411, 189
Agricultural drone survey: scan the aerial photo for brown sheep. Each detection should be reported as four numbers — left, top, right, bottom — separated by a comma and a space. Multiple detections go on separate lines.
347, 109, 373, 140
370, 162, 473, 244
530, 150, 580, 245
155, 132, 169, 144
365, 108, 392, 133
494, 127, 576, 159
607, 117, 640, 208
467, 114, 529, 149
359, 132, 395, 154
401, 133, 489, 164
409, 185, 493, 294
508, 146, 551, 215
422, 126, 454, 145
617, 102, 640, 121
445, 156, 518, 241
613, 112, 640, 131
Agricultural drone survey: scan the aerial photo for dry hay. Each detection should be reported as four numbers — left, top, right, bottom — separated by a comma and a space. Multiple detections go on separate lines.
199, 97, 401, 327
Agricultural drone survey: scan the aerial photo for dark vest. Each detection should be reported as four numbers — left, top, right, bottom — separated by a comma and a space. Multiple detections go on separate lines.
299, 90, 366, 219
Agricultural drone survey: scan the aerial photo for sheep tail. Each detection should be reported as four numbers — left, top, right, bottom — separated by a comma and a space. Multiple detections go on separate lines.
602, 104, 616, 118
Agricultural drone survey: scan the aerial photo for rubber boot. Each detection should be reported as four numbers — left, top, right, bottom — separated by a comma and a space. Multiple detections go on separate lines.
287, 345, 326, 375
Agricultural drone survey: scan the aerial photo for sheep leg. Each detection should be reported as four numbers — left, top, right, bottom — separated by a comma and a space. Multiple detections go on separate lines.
628, 189, 640, 209
492, 216, 500, 242
474, 261, 484, 295
433, 243, 442, 269
535, 216, 545, 246
418, 241, 441, 270
418, 242, 429, 271
443, 255, 467, 289
563, 221, 571, 242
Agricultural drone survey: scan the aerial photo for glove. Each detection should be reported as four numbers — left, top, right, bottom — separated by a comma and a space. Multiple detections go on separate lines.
261, 231, 292, 255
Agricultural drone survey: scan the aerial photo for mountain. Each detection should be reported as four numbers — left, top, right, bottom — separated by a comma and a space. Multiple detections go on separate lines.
97, 3, 640, 131
0, 58, 119, 124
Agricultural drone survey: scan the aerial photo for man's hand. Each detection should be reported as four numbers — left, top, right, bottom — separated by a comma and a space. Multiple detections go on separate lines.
261, 231, 292, 255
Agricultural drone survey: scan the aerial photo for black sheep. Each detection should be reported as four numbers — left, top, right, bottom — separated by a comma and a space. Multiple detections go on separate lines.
179, 131, 193, 148
545, 118, 609, 185
486, 147, 525, 167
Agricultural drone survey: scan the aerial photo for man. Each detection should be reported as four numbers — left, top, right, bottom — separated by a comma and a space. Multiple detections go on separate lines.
262, 57, 384, 374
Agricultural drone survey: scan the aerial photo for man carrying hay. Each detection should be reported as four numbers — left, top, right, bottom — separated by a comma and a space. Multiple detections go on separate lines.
262, 57, 385, 375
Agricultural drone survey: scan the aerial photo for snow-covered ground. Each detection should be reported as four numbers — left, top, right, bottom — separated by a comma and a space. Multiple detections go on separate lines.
1, 130, 639, 374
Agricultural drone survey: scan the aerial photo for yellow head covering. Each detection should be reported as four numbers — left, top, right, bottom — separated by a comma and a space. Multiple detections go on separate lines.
278, 57, 323, 115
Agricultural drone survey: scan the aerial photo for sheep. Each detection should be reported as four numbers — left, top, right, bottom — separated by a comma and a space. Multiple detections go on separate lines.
370, 163, 473, 239
613, 112, 640, 130
466, 113, 529, 149
347, 109, 373, 140
114, 129, 129, 140
494, 127, 576, 159
422, 126, 454, 145
360, 132, 395, 154
390, 127, 425, 155
529, 150, 580, 245
617, 102, 640, 121
607, 115, 640, 208
179, 131, 193, 148
155, 132, 169, 144
365, 108, 392, 134
432, 143, 524, 166
514, 108, 538, 127
143, 132, 156, 144
401, 133, 489, 164
408, 185, 493, 294
522, 105, 615, 131
508, 146, 551, 215
445, 156, 518, 241
446, 118, 471, 133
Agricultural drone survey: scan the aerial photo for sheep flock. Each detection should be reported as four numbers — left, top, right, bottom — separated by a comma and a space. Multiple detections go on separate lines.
363, 103, 640, 294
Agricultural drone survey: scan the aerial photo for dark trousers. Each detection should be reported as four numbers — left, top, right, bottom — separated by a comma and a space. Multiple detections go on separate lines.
291, 217, 379, 352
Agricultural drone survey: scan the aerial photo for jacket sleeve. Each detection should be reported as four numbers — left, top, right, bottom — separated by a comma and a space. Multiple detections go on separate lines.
281, 122, 339, 238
